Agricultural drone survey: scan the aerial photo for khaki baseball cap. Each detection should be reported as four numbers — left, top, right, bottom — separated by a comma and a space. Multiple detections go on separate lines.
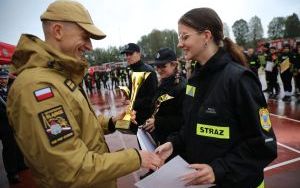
40, 0, 106, 40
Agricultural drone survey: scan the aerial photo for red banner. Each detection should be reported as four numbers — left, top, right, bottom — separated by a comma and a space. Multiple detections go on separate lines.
0, 42, 15, 65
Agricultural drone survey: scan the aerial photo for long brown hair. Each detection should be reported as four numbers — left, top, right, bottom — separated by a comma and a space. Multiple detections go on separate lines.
178, 8, 247, 67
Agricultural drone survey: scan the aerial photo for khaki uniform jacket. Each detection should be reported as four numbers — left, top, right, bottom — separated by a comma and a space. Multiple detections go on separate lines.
7, 34, 141, 188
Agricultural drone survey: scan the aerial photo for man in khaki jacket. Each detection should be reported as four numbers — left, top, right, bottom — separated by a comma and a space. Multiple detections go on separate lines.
7, 1, 162, 187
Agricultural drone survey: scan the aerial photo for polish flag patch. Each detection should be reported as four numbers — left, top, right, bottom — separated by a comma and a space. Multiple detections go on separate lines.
34, 87, 54, 102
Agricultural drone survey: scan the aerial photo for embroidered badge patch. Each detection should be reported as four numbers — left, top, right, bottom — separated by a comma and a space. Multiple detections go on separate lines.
34, 87, 54, 102
259, 108, 272, 131
39, 105, 74, 146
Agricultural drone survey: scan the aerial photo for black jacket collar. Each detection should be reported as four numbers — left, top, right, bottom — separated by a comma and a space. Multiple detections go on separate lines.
193, 48, 230, 79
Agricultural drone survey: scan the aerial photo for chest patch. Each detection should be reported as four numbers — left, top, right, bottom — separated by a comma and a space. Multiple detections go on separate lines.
34, 87, 54, 102
196, 124, 230, 139
39, 105, 74, 146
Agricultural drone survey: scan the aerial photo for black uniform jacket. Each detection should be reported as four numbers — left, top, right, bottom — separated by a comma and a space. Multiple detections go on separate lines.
0, 87, 11, 138
169, 48, 277, 188
129, 61, 158, 127
152, 75, 187, 145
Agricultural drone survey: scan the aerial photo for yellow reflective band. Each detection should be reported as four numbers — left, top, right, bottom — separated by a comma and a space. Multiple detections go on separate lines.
250, 61, 256, 65
186, 85, 196, 97
257, 180, 264, 188
196, 124, 230, 139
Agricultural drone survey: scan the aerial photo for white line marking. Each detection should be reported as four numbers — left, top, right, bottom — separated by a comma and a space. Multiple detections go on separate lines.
277, 142, 300, 154
270, 113, 300, 123
264, 157, 300, 171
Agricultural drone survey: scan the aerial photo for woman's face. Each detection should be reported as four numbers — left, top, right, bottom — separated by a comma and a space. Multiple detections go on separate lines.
156, 62, 177, 79
177, 23, 206, 62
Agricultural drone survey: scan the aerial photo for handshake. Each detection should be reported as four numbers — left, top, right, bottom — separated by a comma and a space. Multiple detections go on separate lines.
137, 142, 173, 171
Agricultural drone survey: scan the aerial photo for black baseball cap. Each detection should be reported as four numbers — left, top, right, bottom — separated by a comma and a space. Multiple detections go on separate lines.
152, 48, 177, 65
0, 69, 9, 78
120, 43, 140, 54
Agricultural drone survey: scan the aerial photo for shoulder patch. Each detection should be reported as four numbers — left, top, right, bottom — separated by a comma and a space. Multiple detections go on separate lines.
259, 108, 271, 131
64, 79, 77, 91
38, 105, 74, 146
34, 87, 54, 102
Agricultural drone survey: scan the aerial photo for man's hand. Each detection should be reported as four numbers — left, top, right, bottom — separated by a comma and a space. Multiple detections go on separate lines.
112, 109, 137, 125
143, 117, 155, 132
138, 150, 163, 171
180, 164, 215, 185
154, 142, 173, 162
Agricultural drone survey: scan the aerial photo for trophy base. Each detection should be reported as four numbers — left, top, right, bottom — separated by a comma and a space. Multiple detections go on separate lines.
115, 120, 131, 130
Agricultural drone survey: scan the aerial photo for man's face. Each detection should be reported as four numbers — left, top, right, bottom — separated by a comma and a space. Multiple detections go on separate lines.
247, 48, 254, 56
0, 77, 8, 88
124, 51, 141, 65
59, 22, 92, 61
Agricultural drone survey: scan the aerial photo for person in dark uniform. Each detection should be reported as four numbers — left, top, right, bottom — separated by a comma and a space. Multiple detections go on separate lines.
279, 44, 294, 102
143, 48, 187, 147
156, 8, 277, 188
292, 45, 300, 98
94, 72, 101, 91
262, 43, 272, 93
266, 47, 280, 99
0, 69, 26, 184
246, 48, 260, 77
121, 43, 158, 133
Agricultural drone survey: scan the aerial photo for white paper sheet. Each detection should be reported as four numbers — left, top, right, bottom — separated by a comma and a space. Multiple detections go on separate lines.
137, 128, 156, 152
135, 156, 215, 188
265, 61, 274, 72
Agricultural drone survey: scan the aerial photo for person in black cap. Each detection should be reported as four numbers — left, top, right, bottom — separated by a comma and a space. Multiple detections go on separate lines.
143, 48, 186, 146
121, 43, 158, 133
0, 69, 27, 184
140, 48, 187, 180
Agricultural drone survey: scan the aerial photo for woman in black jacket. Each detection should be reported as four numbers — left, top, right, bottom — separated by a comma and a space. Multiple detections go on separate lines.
143, 48, 187, 146
155, 8, 277, 188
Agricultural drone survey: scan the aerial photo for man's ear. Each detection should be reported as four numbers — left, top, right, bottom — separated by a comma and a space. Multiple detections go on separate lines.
51, 22, 64, 41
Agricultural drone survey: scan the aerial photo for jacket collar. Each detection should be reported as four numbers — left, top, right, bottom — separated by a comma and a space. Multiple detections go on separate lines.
12, 34, 88, 85
129, 60, 143, 70
192, 48, 229, 79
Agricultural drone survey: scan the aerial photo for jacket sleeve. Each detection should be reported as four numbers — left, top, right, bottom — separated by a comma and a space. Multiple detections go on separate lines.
210, 71, 277, 185
97, 114, 116, 134
8, 82, 141, 187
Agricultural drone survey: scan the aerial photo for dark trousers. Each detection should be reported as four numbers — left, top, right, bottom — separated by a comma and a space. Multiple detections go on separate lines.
281, 70, 293, 93
269, 71, 280, 94
294, 73, 300, 93
265, 71, 272, 91
0, 122, 26, 177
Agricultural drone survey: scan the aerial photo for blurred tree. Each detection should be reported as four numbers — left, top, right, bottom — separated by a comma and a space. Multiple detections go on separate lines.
248, 16, 264, 45
284, 13, 300, 38
86, 46, 123, 66
267, 17, 286, 39
137, 29, 180, 60
223, 22, 230, 38
232, 19, 249, 46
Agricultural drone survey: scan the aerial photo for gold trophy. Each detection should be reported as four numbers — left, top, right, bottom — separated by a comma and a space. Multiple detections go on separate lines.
139, 94, 174, 128
115, 72, 151, 130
